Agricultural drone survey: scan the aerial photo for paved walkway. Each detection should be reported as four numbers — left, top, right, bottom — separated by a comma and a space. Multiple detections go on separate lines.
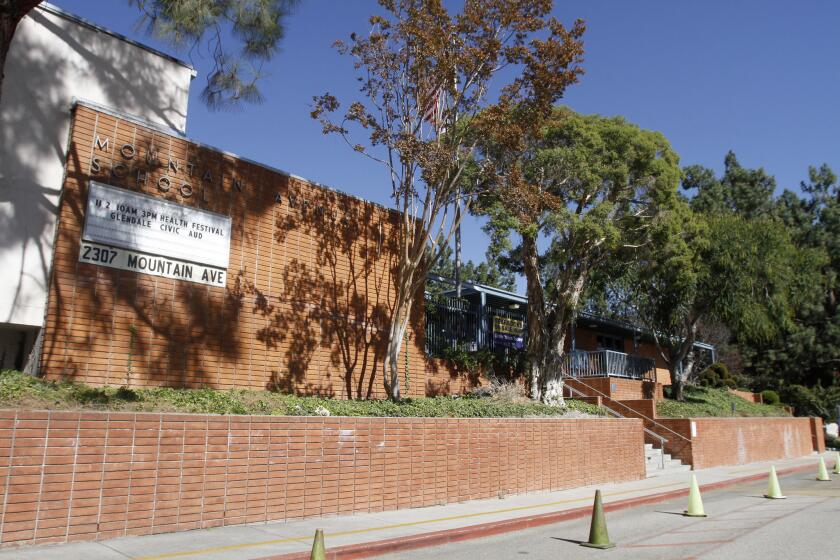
387, 467, 840, 559
1, 453, 834, 560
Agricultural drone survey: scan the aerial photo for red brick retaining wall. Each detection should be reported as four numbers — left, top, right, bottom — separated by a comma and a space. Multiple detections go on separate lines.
655, 417, 822, 470
728, 389, 763, 404
564, 378, 662, 402
0, 410, 645, 548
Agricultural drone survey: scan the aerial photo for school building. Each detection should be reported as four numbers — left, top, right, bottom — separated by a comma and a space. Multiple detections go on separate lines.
0, 3, 710, 398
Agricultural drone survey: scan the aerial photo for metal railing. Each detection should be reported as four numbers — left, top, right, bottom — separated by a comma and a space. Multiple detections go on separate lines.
425, 295, 478, 356
424, 294, 526, 357
560, 349, 656, 381
562, 377, 691, 469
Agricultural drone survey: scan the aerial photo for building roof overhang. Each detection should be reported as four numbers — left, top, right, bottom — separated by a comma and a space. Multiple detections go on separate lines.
429, 274, 715, 351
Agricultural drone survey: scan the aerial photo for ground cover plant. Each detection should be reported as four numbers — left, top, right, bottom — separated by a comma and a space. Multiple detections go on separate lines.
656, 386, 789, 418
0, 370, 604, 418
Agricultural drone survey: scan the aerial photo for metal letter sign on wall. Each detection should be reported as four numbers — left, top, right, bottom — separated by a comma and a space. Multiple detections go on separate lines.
79, 181, 231, 286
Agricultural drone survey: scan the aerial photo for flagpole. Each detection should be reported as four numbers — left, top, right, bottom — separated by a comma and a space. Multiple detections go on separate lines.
455, 193, 462, 298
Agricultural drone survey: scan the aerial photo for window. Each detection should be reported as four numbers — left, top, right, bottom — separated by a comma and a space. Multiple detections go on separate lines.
596, 335, 624, 352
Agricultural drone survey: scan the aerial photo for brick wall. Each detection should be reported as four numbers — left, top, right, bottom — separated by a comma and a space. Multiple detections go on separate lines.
0, 410, 645, 548
655, 417, 820, 470
564, 377, 661, 401
728, 389, 763, 404
614, 399, 657, 423
424, 358, 485, 396
811, 417, 826, 453
42, 104, 437, 399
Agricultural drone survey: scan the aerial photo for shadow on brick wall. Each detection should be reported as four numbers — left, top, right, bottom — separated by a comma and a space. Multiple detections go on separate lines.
43, 105, 432, 398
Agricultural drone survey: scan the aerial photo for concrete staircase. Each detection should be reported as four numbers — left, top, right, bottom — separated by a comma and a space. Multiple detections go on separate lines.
645, 443, 691, 477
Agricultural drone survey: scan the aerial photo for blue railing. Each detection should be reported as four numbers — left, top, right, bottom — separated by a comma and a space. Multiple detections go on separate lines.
560, 349, 656, 381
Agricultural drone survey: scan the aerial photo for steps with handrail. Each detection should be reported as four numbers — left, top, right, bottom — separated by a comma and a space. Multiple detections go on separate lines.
560, 374, 692, 476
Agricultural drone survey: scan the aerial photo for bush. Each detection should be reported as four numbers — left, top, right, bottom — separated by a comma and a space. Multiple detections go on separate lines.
468, 378, 527, 403
761, 389, 780, 405
441, 347, 496, 375
657, 385, 789, 418
778, 383, 840, 419
697, 368, 719, 388
0, 369, 604, 418
440, 347, 526, 383
697, 363, 737, 389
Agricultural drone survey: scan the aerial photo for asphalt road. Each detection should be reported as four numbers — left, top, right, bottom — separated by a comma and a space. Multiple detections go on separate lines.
386, 470, 840, 560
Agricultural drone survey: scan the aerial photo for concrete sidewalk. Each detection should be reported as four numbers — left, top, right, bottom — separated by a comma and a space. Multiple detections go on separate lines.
2, 453, 834, 560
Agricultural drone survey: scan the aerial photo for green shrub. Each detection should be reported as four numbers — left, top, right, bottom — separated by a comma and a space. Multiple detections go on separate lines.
0, 369, 605, 419
761, 389, 780, 406
778, 384, 840, 419
697, 363, 737, 389
115, 386, 139, 402
441, 347, 496, 374
697, 368, 720, 388
657, 385, 789, 418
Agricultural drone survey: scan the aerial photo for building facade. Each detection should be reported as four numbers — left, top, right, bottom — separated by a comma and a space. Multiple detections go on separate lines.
2, 4, 710, 399
40, 102, 430, 398
426, 280, 717, 389
0, 3, 194, 370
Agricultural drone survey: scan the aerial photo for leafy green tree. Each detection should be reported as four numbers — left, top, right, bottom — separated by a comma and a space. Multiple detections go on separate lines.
671, 157, 840, 400
681, 164, 726, 215
312, 0, 585, 400
683, 151, 776, 218
606, 208, 821, 401
478, 107, 680, 403
429, 243, 516, 293
745, 164, 840, 389
0, 0, 297, 106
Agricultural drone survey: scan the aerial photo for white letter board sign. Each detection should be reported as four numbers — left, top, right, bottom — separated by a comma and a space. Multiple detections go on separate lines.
82, 181, 232, 269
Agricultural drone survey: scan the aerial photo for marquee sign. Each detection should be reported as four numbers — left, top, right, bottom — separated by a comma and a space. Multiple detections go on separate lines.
78, 241, 227, 286
80, 181, 231, 286
492, 315, 525, 350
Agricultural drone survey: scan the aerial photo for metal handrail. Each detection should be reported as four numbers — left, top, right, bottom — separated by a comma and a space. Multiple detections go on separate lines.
643, 428, 668, 469
564, 382, 671, 469
561, 373, 692, 445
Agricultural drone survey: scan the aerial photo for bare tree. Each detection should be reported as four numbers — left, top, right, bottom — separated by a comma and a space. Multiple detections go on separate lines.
312, 0, 585, 400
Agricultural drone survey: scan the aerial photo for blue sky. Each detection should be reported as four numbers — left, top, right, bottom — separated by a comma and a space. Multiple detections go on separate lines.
52, 0, 840, 288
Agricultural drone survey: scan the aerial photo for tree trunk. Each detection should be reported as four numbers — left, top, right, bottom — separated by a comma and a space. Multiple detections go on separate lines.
383, 336, 401, 400
521, 233, 546, 401
542, 329, 568, 406
383, 298, 411, 401
383, 269, 416, 402
683, 345, 696, 384
520, 233, 592, 405
667, 320, 698, 402
540, 270, 588, 405
669, 363, 684, 401
0, 1, 43, 105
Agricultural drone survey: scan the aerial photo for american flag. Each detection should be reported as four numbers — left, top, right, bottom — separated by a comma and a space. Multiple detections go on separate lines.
420, 84, 444, 126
